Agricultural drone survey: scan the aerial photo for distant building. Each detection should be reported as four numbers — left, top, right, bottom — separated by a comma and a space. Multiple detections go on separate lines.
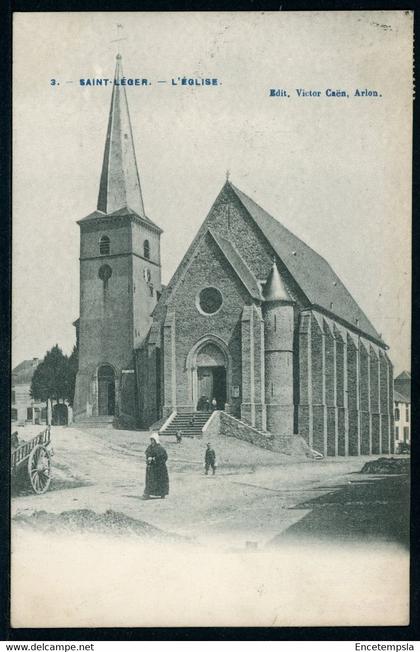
394, 371, 411, 448
12, 357, 73, 427
394, 370, 411, 402
11, 358, 46, 426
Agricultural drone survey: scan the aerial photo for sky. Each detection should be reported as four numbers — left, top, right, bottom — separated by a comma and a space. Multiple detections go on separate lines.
13, 11, 412, 373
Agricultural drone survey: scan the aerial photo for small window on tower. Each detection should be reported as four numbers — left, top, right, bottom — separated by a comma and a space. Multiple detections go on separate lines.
99, 235, 110, 255
144, 240, 150, 259
98, 264, 112, 290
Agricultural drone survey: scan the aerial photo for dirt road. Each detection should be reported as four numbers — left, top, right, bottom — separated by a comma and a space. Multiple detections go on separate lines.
10, 426, 410, 628
11, 424, 405, 547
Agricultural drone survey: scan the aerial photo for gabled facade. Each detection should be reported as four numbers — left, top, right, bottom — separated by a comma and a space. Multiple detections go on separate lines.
12, 358, 45, 425
137, 181, 394, 456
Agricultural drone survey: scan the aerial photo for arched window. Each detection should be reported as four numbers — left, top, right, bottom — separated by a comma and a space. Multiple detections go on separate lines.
99, 235, 110, 255
395, 407, 400, 421
143, 239, 150, 259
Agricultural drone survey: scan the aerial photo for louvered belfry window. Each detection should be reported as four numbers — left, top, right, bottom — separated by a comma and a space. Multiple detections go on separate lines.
100, 235, 110, 255
144, 239, 150, 259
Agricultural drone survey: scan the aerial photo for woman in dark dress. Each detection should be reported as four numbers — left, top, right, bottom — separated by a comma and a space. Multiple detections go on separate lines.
143, 435, 169, 499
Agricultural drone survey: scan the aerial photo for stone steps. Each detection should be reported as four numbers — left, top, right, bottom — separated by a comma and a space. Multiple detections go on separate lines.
74, 415, 114, 428
160, 412, 212, 437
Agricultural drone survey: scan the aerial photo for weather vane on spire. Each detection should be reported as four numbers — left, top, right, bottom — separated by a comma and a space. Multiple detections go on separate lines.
226, 169, 230, 182
111, 23, 127, 57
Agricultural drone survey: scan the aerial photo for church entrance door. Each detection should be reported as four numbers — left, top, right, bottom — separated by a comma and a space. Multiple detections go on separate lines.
191, 340, 230, 411
212, 366, 227, 409
197, 365, 227, 410
198, 367, 213, 405
98, 365, 115, 416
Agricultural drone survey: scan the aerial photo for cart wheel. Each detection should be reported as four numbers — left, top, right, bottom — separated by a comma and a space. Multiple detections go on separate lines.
28, 445, 51, 494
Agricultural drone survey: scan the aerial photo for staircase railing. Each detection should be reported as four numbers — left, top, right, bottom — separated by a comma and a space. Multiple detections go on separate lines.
159, 410, 177, 434
201, 410, 219, 434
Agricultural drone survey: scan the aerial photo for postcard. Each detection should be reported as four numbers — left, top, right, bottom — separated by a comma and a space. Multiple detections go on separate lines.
11, 11, 412, 627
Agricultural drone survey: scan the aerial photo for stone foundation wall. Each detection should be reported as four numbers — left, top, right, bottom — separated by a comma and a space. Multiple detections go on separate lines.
208, 410, 275, 450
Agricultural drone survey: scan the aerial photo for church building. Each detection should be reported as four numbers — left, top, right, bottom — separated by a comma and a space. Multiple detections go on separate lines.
73, 55, 394, 456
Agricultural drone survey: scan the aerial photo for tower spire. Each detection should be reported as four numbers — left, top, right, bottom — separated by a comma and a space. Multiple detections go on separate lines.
97, 54, 145, 217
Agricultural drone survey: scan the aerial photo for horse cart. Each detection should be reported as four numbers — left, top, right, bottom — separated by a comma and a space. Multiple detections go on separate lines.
11, 427, 52, 494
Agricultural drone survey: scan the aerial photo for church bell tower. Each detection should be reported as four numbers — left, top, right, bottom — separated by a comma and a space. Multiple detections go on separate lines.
73, 54, 162, 427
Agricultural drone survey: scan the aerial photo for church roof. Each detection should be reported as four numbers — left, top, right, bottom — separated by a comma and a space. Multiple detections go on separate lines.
263, 260, 293, 303
208, 229, 263, 301
12, 358, 40, 385
229, 183, 383, 343
394, 389, 410, 403
152, 180, 385, 345
97, 54, 146, 218
395, 370, 411, 381
78, 205, 162, 232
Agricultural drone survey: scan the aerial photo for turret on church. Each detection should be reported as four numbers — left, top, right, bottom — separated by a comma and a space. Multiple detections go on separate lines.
263, 260, 296, 438
73, 54, 162, 426
74, 55, 394, 457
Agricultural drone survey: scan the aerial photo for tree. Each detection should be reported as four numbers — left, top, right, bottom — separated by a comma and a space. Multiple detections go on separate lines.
67, 344, 79, 407
30, 344, 72, 405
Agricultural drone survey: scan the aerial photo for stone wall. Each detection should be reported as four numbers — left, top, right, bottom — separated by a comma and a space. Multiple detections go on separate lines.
135, 330, 161, 429
241, 304, 266, 430
217, 411, 275, 450
75, 213, 160, 422
298, 309, 393, 457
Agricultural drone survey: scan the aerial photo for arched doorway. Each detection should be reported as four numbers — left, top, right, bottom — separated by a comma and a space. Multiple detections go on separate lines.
98, 365, 115, 416
52, 403, 68, 425
195, 342, 227, 411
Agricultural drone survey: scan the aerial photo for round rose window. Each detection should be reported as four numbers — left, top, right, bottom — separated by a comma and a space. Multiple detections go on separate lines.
198, 287, 223, 315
